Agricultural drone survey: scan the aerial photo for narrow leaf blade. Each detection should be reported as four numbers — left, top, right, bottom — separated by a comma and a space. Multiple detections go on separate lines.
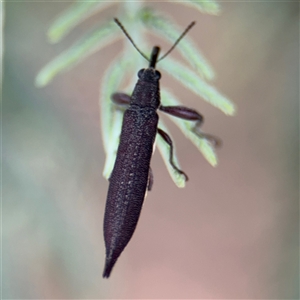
139, 7, 215, 80
35, 21, 118, 87
48, 1, 111, 43
160, 58, 236, 116
161, 89, 219, 167
156, 119, 187, 187
181, 0, 221, 15
100, 52, 141, 179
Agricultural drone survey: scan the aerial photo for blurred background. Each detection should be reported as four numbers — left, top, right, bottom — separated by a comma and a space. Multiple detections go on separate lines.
3, 1, 299, 299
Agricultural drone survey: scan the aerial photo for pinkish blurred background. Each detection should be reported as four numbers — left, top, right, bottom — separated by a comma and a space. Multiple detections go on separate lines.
3, 1, 299, 299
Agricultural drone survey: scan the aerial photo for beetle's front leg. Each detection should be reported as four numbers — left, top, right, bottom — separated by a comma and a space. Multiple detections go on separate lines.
159, 105, 222, 147
111, 92, 131, 107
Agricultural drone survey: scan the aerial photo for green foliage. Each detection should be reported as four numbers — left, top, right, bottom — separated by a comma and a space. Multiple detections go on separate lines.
161, 89, 219, 167
36, 0, 236, 187
160, 58, 235, 115
47, 2, 109, 43
140, 7, 215, 80
36, 20, 118, 87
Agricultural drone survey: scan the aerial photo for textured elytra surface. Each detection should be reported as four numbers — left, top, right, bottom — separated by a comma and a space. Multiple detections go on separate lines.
103, 107, 158, 277
103, 68, 162, 278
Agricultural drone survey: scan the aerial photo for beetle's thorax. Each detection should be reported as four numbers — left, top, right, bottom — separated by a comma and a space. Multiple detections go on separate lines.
130, 68, 161, 109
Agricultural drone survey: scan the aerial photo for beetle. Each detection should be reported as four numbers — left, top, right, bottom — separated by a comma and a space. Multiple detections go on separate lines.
103, 18, 219, 278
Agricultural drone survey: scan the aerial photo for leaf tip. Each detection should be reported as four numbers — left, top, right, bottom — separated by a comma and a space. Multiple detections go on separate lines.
34, 73, 49, 88
226, 102, 237, 116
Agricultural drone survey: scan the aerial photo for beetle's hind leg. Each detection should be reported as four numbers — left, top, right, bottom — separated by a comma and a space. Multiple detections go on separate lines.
157, 128, 188, 182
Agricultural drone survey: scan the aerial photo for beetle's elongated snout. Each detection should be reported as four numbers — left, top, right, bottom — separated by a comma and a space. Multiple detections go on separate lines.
149, 46, 160, 68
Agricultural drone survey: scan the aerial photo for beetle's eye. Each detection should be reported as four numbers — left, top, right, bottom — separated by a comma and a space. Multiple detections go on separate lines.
138, 69, 145, 78
154, 70, 161, 80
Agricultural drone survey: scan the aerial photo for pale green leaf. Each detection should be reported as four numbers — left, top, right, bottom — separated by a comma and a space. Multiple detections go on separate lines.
100, 51, 142, 179
101, 55, 131, 178
156, 120, 187, 188
35, 21, 118, 87
48, 1, 111, 43
160, 58, 236, 116
181, 0, 221, 15
37, 1, 235, 185
161, 89, 218, 167
139, 7, 215, 80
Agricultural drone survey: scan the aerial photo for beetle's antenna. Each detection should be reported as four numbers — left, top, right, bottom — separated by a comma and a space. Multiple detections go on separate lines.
158, 21, 196, 62
114, 18, 150, 62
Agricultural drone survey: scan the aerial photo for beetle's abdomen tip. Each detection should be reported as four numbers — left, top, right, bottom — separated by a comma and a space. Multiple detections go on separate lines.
102, 269, 110, 278
102, 264, 112, 278
102, 255, 117, 278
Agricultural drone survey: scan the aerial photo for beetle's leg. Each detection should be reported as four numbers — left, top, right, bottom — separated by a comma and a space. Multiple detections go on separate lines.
159, 105, 222, 147
111, 93, 131, 106
147, 167, 153, 191
157, 128, 188, 181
